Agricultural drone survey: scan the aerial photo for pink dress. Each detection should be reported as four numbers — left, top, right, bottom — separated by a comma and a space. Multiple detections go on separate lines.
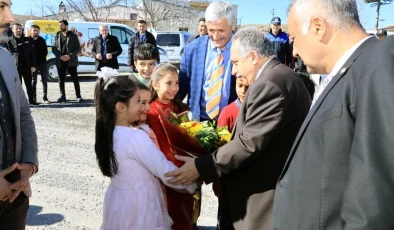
139, 123, 168, 207
100, 126, 196, 230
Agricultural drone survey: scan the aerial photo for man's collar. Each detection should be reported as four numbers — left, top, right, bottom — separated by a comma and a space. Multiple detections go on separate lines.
255, 56, 275, 80
209, 34, 233, 52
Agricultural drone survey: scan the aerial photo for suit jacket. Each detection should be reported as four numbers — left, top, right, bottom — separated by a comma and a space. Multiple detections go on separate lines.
195, 58, 311, 230
127, 31, 157, 66
178, 35, 237, 120
14, 36, 36, 68
272, 36, 394, 230
0, 48, 38, 197
91, 34, 122, 71
52, 31, 81, 68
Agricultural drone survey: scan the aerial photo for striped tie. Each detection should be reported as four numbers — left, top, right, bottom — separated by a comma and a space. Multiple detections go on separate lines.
206, 47, 225, 119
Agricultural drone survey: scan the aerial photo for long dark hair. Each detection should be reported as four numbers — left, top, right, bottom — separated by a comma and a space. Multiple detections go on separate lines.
94, 75, 138, 177
150, 63, 188, 112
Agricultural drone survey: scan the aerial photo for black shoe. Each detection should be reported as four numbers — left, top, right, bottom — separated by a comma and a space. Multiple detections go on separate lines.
29, 100, 40, 106
57, 97, 67, 103
76, 97, 83, 103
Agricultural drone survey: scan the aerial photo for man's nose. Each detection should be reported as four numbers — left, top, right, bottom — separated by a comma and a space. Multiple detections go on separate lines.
212, 32, 220, 40
231, 66, 237, 76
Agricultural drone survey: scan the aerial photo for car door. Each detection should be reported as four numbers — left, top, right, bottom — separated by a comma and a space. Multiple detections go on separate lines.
110, 26, 133, 71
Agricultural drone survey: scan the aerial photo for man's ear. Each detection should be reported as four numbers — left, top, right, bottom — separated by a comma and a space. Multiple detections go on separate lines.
310, 16, 326, 42
231, 23, 236, 31
250, 50, 259, 65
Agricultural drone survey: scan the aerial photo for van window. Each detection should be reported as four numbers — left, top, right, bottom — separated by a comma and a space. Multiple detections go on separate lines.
183, 34, 190, 44
111, 26, 133, 44
157, 34, 180, 47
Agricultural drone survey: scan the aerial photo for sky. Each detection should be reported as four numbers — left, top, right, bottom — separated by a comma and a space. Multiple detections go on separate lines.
10, 0, 394, 30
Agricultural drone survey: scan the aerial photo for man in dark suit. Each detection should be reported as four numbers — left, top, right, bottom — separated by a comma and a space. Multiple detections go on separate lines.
12, 23, 38, 105
91, 24, 122, 71
178, 1, 237, 121
127, 20, 157, 70
166, 27, 311, 230
271, 1, 394, 229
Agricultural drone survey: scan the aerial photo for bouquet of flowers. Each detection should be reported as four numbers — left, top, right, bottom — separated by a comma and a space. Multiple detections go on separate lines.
158, 108, 231, 158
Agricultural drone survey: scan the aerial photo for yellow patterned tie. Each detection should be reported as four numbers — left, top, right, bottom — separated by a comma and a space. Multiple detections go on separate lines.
206, 47, 225, 119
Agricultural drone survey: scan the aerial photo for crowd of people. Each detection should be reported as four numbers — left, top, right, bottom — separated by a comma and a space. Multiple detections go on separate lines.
0, 0, 394, 229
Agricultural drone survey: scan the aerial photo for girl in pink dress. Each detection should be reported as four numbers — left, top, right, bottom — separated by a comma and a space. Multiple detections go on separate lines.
94, 76, 196, 230
133, 82, 168, 207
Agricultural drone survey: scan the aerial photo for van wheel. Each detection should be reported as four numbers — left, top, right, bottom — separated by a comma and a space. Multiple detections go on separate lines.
47, 60, 59, 82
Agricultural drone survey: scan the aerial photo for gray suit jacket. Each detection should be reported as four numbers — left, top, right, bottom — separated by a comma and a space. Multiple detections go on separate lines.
196, 58, 311, 230
0, 48, 38, 197
272, 36, 394, 230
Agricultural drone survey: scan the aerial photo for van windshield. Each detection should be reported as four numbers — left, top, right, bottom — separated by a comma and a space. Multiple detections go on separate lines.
157, 34, 180, 47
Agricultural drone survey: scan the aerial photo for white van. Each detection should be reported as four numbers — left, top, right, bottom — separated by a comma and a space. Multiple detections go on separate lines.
156, 31, 191, 64
25, 20, 169, 81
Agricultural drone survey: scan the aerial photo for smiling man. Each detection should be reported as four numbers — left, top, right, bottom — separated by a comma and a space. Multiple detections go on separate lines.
0, 1, 39, 229
178, 1, 237, 122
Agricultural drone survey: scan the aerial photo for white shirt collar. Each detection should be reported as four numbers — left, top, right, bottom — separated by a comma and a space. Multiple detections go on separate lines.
255, 57, 275, 80
328, 36, 372, 77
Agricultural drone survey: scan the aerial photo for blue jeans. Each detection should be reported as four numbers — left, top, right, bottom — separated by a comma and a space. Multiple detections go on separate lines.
32, 63, 48, 101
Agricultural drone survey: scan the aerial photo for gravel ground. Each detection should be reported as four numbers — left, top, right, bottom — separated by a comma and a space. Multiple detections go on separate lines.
25, 77, 217, 230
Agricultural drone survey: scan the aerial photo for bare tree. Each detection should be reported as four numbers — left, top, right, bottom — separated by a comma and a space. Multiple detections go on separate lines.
33, 0, 70, 20
65, 0, 117, 22
364, 0, 393, 30
127, 0, 197, 30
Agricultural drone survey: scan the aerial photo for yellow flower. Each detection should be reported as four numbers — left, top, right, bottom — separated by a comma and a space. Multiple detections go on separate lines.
189, 123, 202, 136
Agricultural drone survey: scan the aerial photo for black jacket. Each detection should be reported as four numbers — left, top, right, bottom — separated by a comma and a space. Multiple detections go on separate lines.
91, 34, 122, 71
127, 31, 157, 66
31, 36, 48, 65
14, 35, 36, 68
52, 31, 80, 68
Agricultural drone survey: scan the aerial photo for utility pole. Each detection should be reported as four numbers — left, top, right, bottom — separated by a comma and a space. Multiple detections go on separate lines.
271, 8, 275, 18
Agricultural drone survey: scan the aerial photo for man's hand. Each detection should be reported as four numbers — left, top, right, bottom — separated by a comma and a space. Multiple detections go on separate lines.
31, 67, 36, 73
106, 53, 112, 60
165, 155, 199, 186
9, 163, 34, 203
60, 55, 68, 61
96, 54, 102, 60
0, 163, 18, 201
64, 55, 71, 61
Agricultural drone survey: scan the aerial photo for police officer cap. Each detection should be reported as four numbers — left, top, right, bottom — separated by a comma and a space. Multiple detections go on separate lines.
271, 17, 281, 25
